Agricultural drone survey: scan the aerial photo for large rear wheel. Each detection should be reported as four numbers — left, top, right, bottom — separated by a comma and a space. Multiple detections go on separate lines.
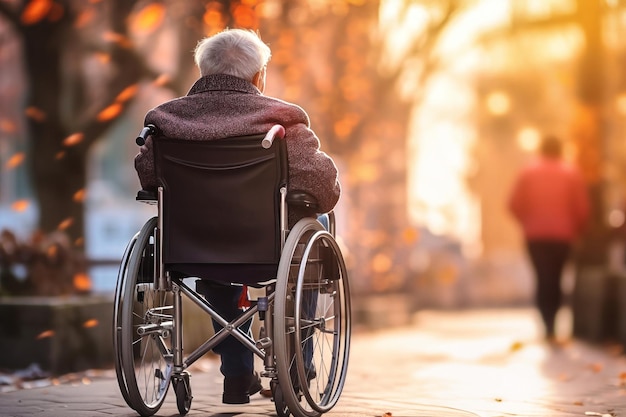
118, 217, 173, 416
274, 218, 351, 417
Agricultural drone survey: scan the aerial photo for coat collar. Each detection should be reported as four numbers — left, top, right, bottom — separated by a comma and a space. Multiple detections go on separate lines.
187, 74, 261, 96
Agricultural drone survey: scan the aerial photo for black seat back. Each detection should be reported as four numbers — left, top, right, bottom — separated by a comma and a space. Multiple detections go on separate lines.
153, 134, 287, 284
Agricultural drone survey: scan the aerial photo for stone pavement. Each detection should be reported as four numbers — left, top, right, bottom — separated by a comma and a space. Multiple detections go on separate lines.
1, 308, 626, 416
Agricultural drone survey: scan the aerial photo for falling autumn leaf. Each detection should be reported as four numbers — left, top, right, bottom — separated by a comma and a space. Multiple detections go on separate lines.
58, 218, 73, 231
36, 329, 55, 339
5, 153, 25, 170
74, 8, 95, 28
11, 200, 30, 212
589, 363, 604, 373
63, 132, 84, 147
153, 74, 170, 87
509, 341, 524, 352
82, 319, 99, 328
116, 85, 139, 103
73, 189, 86, 202
74, 273, 92, 292
20, 0, 53, 25
74, 237, 84, 246
55, 151, 66, 160
0, 118, 17, 133
97, 103, 123, 122
25, 106, 46, 122
131, 3, 165, 34
47, 244, 58, 258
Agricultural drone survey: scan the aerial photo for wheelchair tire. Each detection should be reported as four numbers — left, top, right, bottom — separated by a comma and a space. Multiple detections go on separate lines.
271, 380, 291, 417
274, 218, 351, 417
118, 217, 173, 416
113, 230, 139, 408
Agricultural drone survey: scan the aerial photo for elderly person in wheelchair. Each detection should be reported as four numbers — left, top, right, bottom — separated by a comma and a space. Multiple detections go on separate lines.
119, 28, 348, 417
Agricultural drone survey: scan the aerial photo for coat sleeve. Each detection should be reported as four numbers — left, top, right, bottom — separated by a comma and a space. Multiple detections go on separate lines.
134, 135, 157, 190
285, 122, 341, 214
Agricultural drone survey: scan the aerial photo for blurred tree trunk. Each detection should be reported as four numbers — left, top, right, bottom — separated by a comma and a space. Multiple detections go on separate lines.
0, 0, 192, 246
573, 0, 609, 266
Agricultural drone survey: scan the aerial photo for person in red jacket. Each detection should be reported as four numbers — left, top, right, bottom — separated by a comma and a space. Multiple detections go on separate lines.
134, 29, 341, 404
508, 135, 590, 341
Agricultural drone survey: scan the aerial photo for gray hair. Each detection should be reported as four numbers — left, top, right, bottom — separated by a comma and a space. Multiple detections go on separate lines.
194, 29, 271, 81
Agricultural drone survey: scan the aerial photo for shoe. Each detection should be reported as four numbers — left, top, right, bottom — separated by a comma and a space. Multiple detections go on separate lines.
223, 372, 263, 404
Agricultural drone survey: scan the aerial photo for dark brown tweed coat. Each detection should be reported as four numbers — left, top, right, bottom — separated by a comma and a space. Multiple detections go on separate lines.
134, 74, 341, 215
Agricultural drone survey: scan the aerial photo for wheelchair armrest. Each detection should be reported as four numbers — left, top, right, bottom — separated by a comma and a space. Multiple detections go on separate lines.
136, 189, 157, 204
287, 191, 319, 212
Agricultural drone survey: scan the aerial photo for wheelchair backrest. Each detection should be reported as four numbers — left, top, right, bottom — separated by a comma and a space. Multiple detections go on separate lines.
153, 133, 288, 283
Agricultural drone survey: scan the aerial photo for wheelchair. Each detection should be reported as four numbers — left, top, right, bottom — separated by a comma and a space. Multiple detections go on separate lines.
113, 124, 351, 417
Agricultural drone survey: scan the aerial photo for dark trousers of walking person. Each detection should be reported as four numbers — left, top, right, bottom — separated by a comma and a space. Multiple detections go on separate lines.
526, 239, 570, 338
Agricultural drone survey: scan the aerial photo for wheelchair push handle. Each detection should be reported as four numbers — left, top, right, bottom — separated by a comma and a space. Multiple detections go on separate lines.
136, 124, 158, 146
262, 124, 286, 149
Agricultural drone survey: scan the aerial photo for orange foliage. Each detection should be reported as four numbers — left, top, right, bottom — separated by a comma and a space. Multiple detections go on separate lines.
47, 244, 58, 258
116, 84, 139, 103
48, 2, 64, 22
75, 8, 95, 29
5, 153, 25, 170
73, 189, 86, 202
402, 228, 419, 244
63, 132, 84, 147
131, 3, 165, 34
25, 106, 46, 122
55, 151, 65, 160
97, 103, 123, 122
203, 9, 225, 31
11, 200, 30, 212
57, 217, 73, 231
20, 0, 53, 25
371, 253, 392, 274
74, 273, 93, 292
232, 4, 257, 28
0, 118, 17, 133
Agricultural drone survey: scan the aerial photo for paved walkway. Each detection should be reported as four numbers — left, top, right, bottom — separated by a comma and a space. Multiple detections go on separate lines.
1, 308, 626, 416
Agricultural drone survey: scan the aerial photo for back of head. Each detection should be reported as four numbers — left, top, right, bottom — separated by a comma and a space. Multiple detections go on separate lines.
539, 135, 562, 159
194, 29, 271, 82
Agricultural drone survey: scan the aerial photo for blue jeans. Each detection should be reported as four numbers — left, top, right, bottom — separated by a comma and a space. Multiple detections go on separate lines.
202, 283, 254, 378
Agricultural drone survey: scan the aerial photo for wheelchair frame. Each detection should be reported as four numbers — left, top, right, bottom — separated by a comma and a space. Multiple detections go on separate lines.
113, 127, 351, 417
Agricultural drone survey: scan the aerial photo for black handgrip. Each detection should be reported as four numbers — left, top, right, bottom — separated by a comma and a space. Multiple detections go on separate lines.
136, 124, 157, 146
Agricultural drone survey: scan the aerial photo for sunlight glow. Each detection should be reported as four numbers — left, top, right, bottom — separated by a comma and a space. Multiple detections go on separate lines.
516, 127, 541, 152
407, 73, 480, 251
486, 91, 511, 116
378, 0, 429, 73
